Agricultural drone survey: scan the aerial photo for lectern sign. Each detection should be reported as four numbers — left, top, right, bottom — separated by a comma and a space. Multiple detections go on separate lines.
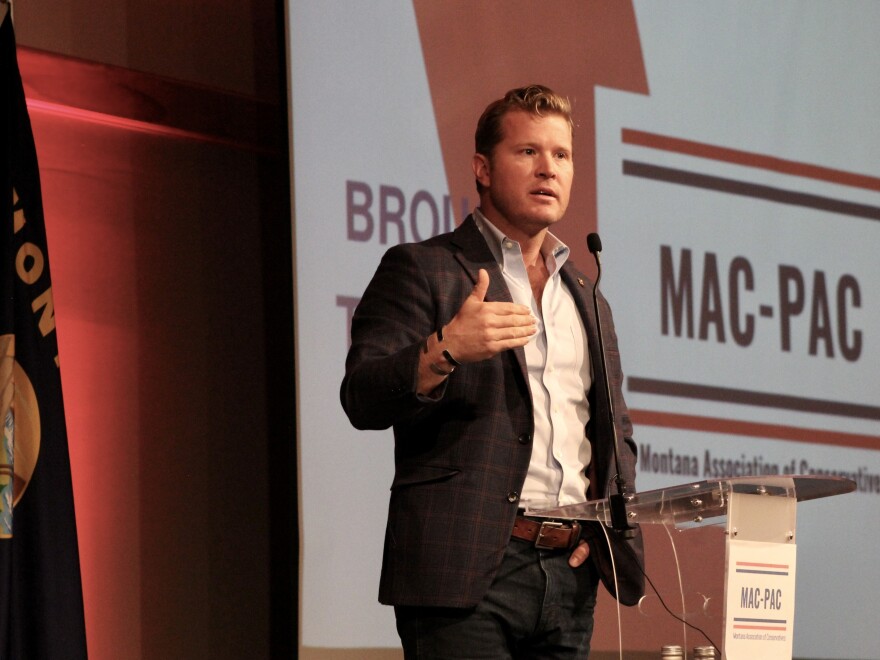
724, 540, 797, 659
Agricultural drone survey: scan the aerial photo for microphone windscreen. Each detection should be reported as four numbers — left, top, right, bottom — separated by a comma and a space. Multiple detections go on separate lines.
587, 233, 603, 254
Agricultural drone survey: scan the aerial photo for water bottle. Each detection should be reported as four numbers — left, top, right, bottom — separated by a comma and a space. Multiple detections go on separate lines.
660, 645, 684, 659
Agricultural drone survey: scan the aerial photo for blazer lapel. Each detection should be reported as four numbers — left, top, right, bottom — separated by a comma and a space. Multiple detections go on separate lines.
561, 263, 612, 497
451, 215, 528, 384
450, 216, 512, 301
560, 264, 603, 376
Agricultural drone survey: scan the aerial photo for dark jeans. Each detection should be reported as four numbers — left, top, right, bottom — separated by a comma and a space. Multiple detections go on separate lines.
395, 536, 600, 659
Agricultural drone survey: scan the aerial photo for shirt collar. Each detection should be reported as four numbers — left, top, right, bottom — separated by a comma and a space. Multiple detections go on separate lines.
473, 208, 571, 274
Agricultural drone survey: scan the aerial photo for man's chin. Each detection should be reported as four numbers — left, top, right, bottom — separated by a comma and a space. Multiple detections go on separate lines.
529, 200, 566, 222
530, 211, 564, 228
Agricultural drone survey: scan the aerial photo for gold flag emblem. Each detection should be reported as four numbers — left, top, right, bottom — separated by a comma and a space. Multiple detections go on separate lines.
0, 333, 41, 538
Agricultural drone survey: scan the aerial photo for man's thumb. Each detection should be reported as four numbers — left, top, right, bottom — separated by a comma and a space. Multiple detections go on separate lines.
470, 268, 490, 302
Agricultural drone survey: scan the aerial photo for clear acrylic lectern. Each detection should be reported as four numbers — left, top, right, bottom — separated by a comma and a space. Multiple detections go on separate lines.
531, 475, 856, 659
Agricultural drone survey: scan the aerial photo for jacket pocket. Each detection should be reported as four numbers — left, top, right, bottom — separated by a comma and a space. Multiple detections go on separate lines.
390, 464, 460, 490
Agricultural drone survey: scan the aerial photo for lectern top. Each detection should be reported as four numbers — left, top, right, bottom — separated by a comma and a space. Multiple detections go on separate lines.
528, 475, 856, 528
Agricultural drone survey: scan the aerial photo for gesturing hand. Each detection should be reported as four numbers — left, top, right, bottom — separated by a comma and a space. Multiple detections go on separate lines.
441, 269, 537, 363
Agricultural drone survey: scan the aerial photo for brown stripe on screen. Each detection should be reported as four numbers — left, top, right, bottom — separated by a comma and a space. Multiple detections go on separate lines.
622, 128, 880, 193
628, 376, 880, 421
630, 409, 880, 451
622, 161, 880, 221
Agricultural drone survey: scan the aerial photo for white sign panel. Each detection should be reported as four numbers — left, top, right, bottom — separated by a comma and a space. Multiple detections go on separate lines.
724, 540, 797, 659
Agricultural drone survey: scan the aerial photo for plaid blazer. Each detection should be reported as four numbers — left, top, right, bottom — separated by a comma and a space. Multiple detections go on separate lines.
341, 216, 644, 608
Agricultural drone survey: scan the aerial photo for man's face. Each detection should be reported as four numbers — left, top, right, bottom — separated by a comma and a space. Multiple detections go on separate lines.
473, 110, 573, 239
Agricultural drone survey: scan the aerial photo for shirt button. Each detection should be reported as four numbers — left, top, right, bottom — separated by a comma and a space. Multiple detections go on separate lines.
507, 491, 519, 503
518, 433, 531, 445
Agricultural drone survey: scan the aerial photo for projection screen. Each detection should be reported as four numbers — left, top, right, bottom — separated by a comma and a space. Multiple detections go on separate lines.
289, 2, 880, 657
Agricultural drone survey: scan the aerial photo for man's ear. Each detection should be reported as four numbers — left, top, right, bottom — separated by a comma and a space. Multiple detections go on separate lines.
472, 153, 491, 188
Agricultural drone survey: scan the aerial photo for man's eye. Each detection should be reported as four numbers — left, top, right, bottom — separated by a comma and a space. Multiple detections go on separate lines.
523, 148, 535, 155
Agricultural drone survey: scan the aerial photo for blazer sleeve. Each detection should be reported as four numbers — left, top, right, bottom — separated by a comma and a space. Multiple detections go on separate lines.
340, 243, 449, 430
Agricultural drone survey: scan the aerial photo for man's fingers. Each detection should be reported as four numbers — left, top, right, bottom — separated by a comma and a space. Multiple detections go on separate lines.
482, 301, 535, 319
470, 268, 490, 303
500, 323, 538, 341
568, 540, 590, 568
446, 270, 538, 361
483, 309, 538, 344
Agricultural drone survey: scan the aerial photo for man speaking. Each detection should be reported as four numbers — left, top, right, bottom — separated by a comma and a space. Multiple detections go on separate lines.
341, 84, 644, 658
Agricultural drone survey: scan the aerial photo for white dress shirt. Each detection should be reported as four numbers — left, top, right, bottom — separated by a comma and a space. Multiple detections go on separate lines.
474, 210, 593, 509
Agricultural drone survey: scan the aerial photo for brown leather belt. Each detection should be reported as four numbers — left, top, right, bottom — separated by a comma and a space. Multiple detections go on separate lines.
511, 516, 581, 550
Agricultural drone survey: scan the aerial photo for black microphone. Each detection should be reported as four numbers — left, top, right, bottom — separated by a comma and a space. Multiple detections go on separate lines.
587, 233, 636, 537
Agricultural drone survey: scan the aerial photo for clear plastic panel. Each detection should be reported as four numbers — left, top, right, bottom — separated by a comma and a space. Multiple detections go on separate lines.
587, 520, 727, 657
528, 476, 854, 657
526, 475, 852, 527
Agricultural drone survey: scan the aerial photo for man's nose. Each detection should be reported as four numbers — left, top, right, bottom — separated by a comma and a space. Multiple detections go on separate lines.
536, 154, 557, 178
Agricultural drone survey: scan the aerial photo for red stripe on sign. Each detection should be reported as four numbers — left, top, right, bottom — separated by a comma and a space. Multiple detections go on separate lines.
629, 409, 880, 451
622, 128, 880, 193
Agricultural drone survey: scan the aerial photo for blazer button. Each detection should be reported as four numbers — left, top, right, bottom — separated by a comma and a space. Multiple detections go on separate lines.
507, 491, 519, 503
518, 433, 531, 445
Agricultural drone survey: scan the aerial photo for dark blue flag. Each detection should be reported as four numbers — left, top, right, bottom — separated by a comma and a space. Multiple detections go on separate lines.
1, 7, 88, 658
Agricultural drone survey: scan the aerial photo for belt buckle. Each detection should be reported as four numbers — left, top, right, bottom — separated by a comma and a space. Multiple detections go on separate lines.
534, 521, 563, 549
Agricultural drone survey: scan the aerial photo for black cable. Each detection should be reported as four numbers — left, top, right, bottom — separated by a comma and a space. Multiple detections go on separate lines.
614, 524, 723, 656
638, 552, 722, 656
